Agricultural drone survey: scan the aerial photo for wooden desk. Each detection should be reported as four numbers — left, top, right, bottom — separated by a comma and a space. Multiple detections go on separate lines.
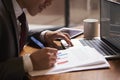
21, 28, 120, 80
29, 60, 120, 80
23, 45, 120, 80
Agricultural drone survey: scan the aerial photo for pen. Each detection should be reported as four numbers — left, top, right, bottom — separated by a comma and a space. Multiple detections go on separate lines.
30, 36, 45, 48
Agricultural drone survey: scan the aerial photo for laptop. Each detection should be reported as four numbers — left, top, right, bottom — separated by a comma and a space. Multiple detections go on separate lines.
61, 0, 120, 59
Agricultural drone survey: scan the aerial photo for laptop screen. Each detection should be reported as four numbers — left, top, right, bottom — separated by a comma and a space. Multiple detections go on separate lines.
100, 0, 120, 50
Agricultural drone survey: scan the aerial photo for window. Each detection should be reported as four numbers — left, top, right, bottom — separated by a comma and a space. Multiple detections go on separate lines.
70, 0, 100, 27
26, 0, 100, 29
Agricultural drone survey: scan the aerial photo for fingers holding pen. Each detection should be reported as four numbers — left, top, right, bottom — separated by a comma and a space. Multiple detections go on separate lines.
47, 48, 58, 67
49, 55, 57, 67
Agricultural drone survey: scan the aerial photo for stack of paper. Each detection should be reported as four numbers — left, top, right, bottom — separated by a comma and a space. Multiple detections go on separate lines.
29, 46, 110, 76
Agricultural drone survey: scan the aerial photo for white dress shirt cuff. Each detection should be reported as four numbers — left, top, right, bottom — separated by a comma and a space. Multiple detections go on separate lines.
40, 30, 50, 42
23, 54, 33, 72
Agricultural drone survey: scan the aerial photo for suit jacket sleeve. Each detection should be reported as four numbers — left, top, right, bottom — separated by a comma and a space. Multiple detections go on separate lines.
0, 57, 26, 80
0, 13, 27, 80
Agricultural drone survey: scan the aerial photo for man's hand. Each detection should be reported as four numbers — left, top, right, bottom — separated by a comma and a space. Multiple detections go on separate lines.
44, 31, 73, 48
30, 47, 57, 71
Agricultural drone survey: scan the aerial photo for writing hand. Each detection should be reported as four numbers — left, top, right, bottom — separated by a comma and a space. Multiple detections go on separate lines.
30, 47, 57, 70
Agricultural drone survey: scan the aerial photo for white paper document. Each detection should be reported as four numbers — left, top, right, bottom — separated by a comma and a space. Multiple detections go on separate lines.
29, 46, 110, 76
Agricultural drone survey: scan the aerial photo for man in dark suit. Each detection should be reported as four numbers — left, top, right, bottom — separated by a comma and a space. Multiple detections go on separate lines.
0, 0, 73, 80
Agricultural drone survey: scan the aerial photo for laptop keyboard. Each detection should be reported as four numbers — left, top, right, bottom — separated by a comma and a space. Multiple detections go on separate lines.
79, 39, 119, 56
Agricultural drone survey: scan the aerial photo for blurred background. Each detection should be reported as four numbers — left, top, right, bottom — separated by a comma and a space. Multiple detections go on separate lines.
26, 0, 100, 29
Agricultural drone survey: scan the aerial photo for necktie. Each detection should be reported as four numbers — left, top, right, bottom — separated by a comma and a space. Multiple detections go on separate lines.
18, 12, 27, 51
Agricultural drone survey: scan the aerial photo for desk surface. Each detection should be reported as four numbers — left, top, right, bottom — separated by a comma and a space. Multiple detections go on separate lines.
23, 45, 120, 80
30, 60, 120, 80
22, 43, 120, 80
28, 60, 120, 80
22, 26, 120, 80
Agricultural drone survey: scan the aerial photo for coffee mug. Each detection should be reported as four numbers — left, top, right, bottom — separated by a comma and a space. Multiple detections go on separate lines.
83, 19, 98, 40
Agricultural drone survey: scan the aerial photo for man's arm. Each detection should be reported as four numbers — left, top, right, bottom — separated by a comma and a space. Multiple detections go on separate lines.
0, 57, 26, 80
0, 15, 27, 80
